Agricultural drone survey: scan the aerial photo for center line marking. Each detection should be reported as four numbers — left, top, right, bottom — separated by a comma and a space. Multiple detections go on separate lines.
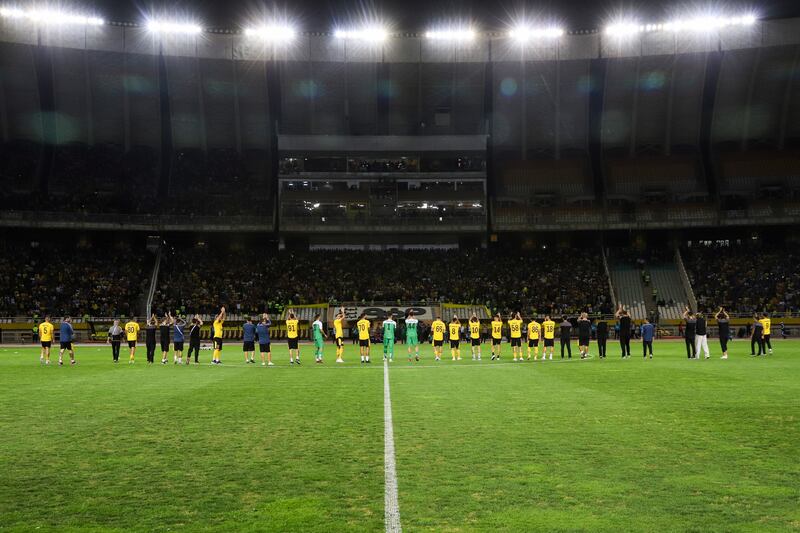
384, 359, 402, 533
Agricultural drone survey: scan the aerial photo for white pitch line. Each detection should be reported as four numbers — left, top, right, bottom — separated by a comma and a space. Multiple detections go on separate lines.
383, 359, 402, 533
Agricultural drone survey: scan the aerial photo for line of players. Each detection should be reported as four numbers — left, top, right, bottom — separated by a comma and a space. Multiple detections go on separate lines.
34, 304, 774, 366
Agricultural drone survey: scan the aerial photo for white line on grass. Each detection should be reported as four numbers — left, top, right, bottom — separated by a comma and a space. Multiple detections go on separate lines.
384, 358, 402, 533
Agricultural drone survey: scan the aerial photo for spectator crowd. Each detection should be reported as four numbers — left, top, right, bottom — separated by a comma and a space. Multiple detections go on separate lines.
0, 241, 150, 317
684, 243, 800, 314
153, 247, 612, 317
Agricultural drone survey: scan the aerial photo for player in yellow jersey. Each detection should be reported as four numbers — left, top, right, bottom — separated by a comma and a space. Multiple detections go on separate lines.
527, 318, 541, 360
356, 313, 371, 363
760, 313, 773, 355
448, 316, 461, 361
508, 312, 523, 361
124, 316, 140, 363
285, 310, 300, 364
38, 316, 54, 365
468, 314, 482, 361
212, 306, 225, 365
490, 314, 503, 360
333, 307, 346, 363
431, 316, 445, 361
542, 314, 556, 360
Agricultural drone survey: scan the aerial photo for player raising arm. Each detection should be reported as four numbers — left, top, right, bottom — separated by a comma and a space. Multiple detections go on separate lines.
256, 313, 274, 366
405, 310, 420, 362
173, 315, 186, 364
577, 312, 591, 359
333, 307, 346, 363
212, 307, 226, 365
160, 313, 173, 365
541, 315, 556, 360
715, 307, 730, 360
469, 314, 482, 361
356, 313, 371, 363
38, 315, 54, 365
449, 315, 461, 361
490, 314, 503, 361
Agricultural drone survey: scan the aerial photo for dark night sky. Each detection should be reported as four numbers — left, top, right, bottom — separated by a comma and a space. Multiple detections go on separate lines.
88, 0, 800, 32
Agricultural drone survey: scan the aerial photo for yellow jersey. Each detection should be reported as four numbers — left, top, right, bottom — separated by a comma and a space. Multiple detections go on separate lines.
38, 321, 54, 342
334, 318, 343, 338
449, 323, 460, 340
213, 319, 224, 338
509, 319, 523, 338
528, 321, 541, 340
760, 318, 771, 335
432, 320, 446, 341
491, 320, 503, 339
543, 320, 556, 339
469, 321, 480, 339
124, 321, 140, 342
357, 318, 370, 340
286, 319, 299, 339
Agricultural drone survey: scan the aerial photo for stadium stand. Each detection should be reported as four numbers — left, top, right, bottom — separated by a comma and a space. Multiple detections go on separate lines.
683, 243, 800, 314
0, 241, 151, 317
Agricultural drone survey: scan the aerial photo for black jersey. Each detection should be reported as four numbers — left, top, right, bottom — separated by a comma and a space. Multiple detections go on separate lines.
159, 325, 170, 342
145, 325, 157, 346
559, 321, 572, 339
577, 320, 591, 338
717, 319, 730, 339
696, 317, 707, 336
685, 318, 696, 337
189, 323, 200, 341
596, 321, 608, 339
619, 316, 632, 338
752, 321, 763, 337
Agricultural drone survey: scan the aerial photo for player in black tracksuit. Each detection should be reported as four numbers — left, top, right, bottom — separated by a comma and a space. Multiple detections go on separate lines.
615, 305, 631, 358
187, 315, 202, 364
596, 320, 608, 359
715, 307, 730, 359
682, 307, 697, 359
559, 317, 572, 359
145, 315, 157, 364
751, 316, 764, 356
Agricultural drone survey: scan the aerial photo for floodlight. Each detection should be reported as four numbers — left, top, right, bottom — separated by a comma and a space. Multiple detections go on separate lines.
147, 20, 202, 35
508, 26, 564, 41
0, 7, 104, 25
244, 25, 296, 41
334, 27, 388, 42
605, 22, 642, 37
424, 29, 476, 41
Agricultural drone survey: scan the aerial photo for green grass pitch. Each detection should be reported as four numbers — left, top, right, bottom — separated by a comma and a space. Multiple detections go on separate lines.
1, 339, 798, 531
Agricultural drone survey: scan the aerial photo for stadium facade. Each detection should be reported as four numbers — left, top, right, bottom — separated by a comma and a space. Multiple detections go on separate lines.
0, 17, 799, 247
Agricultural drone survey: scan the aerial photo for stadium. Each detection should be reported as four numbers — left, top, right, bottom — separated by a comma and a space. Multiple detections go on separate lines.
1, 1, 799, 531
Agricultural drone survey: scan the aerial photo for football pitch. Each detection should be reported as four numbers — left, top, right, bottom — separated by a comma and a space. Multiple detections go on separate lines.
1, 340, 798, 532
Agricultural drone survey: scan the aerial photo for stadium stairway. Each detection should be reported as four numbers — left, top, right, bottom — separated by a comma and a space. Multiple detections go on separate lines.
649, 266, 689, 320
609, 266, 648, 320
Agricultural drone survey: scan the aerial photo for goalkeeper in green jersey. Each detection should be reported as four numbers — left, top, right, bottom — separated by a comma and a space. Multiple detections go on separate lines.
405, 310, 420, 362
382, 314, 397, 362
312, 313, 327, 364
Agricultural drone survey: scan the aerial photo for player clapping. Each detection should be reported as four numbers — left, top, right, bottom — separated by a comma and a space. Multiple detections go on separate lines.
469, 314, 482, 361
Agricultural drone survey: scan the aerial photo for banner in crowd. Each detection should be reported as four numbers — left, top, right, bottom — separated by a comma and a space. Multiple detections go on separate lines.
328, 305, 440, 323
